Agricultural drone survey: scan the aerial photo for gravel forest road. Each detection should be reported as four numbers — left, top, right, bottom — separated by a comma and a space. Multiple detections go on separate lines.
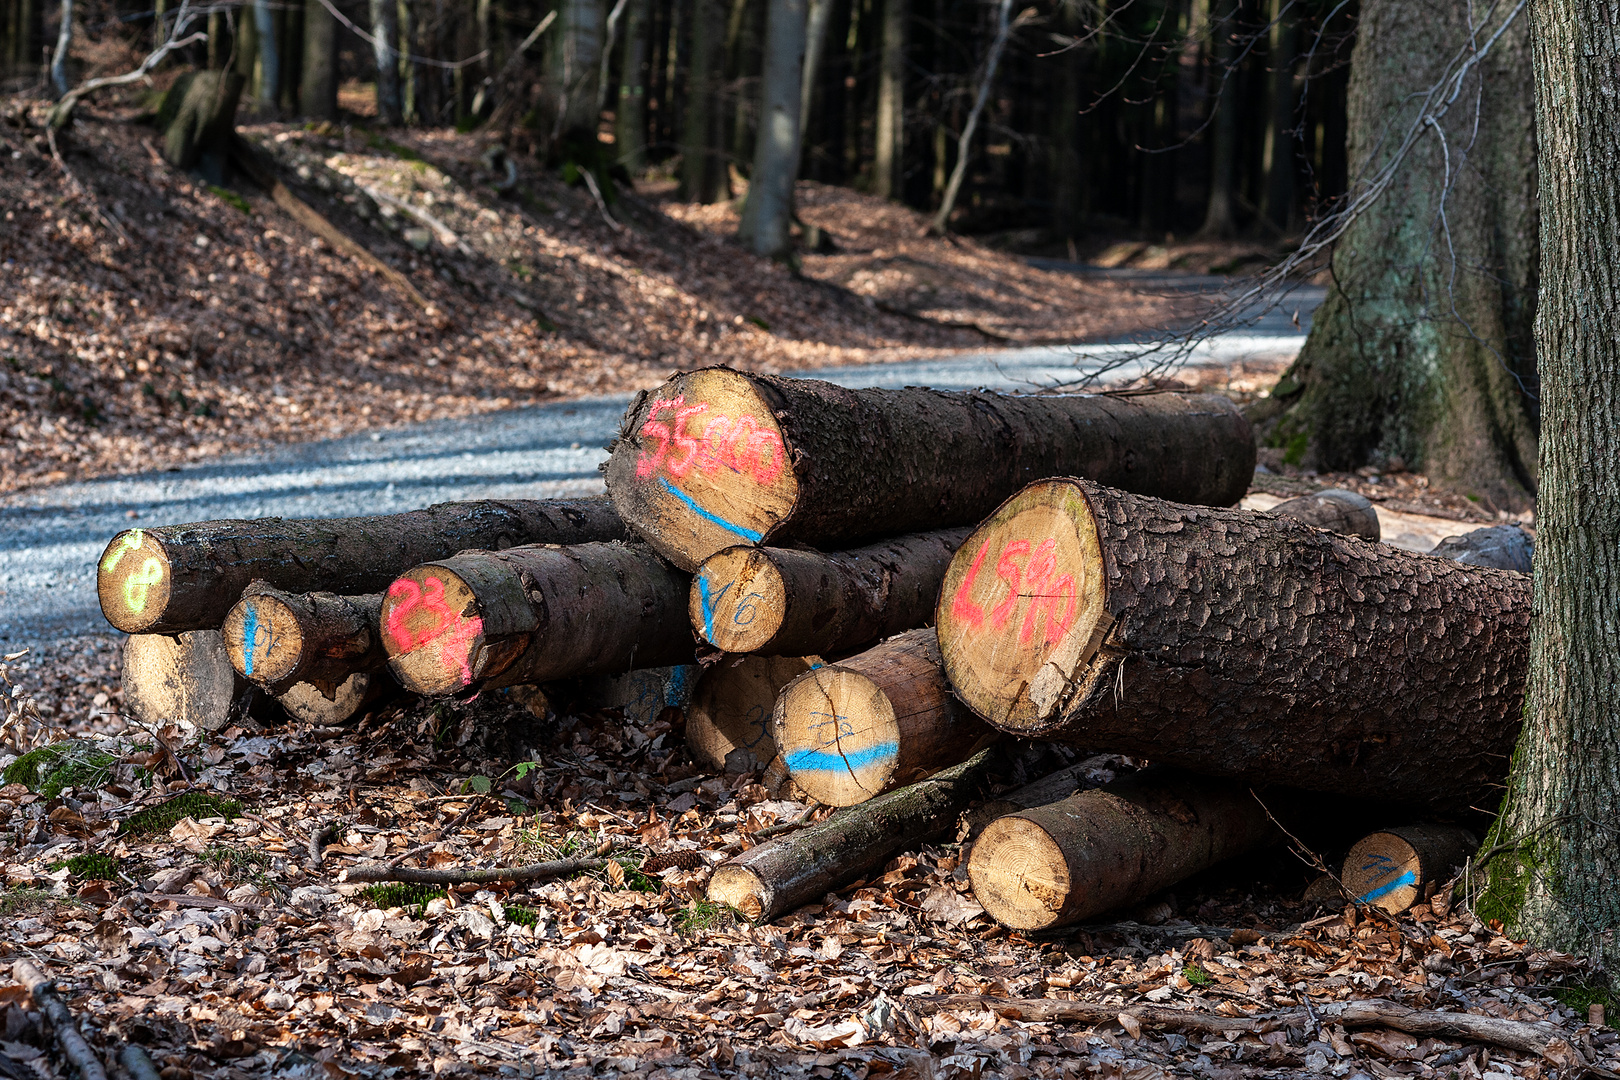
0, 277, 1321, 651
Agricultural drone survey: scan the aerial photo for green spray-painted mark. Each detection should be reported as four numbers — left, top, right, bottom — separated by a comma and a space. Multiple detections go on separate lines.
124, 558, 164, 613
100, 530, 143, 573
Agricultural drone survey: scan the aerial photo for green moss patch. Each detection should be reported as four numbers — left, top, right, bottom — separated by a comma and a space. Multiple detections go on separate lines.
119, 791, 242, 838
362, 882, 446, 913
3, 742, 117, 798
503, 904, 540, 927
1552, 983, 1617, 1028
676, 899, 743, 933
49, 852, 119, 880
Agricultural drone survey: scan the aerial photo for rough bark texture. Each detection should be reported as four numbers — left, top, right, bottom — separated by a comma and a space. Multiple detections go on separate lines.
735, 0, 805, 258
97, 496, 627, 634
936, 479, 1532, 807
1480, 0, 1620, 976
1269, 488, 1380, 540
123, 631, 256, 733
1342, 824, 1478, 912
157, 70, 245, 177
772, 628, 992, 806
381, 542, 693, 696
687, 654, 819, 774
1431, 525, 1533, 572
606, 368, 1255, 571
690, 527, 973, 656
967, 769, 1278, 930
1255, 0, 1538, 510
222, 586, 386, 693
707, 749, 995, 921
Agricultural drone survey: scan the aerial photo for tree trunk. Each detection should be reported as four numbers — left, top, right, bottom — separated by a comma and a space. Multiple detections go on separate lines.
381, 542, 693, 696
1052, 5, 1083, 241
1343, 824, 1477, 913
794, 0, 831, 175
123, 630, 258, 733
252, 0, 279, 111
1430, 524, 1533, 572
1268, 488, 1380, 540
1254, 0, 1538, 511
605, 368, 1255, 571
680, 0, 729, 201
157, 69, 245, 182
97, 496, 628, 634
1257, 0, 1294, 230
735, 0, 805, 259
278, 672, 392, 725
871, 0, 902, 198
935, 479, 1532, 808
687, 653, 820, 773
1478, 0, 1620, 977
48, 0, 69, 97
371, 0, 404, 125
1197, 0, 1238, 238
613, 0, 651, 169
691, 527, 972, 656
299, 0, 336, 118
398, 0, 417, 122
773, 627, 992, 806
968, 769, 1278, 930
223, 587, 386, 694
547, 0, 606, 143
279, 0, 302, 114
923, 0, 1012, 236
708, 749, 995, 921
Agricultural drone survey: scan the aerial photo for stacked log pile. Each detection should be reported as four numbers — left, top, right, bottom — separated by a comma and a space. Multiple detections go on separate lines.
93, 366, 1532, 930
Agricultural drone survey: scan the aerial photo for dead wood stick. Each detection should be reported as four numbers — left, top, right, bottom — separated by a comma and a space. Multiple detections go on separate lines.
12, 960, 110, 1080
343, 854, 615, 885
120, 1044, 162, 1080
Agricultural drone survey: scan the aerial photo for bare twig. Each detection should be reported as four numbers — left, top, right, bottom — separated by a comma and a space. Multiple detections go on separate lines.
578, 168, 625, 233
308, 819, 343, 868
12, 960, 110, 1080
342, 855, 613, 886
360, 183, 474, 255
120, 1044, 162, 1080
48, 0, 209, 127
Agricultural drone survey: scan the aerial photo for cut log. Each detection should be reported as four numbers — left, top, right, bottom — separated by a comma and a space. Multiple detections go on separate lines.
123, 630, 257, 732
771, 628, 993, 806
97, 496, 628, 634
708, 749, 996, 921
1342, 824, 1478, 912
1269, 488, 1380, 540
604, 367, 1255, 571
1430, 524, 1533, 572
222, 586, 385, 693
967, 769, 1279, 930
687, 654, 822, 774
934, 479, 1531, 806
961, 755, 1121, 838
690, 527, 974, 655
381, 542, 693, 696
277, 671, 392, 726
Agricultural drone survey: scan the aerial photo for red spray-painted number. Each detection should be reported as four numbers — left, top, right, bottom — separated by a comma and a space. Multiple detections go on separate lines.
950, 536, 1077, 646
386, 576, 484, 687
634, 394, 786, 485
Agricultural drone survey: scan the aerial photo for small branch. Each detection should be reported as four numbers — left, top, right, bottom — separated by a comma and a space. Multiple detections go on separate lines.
49, 0, 208, 129
308, 819, 343, 869
342, 855, 612, 886
120, 1044, 162, 1080
13, 960, 110, 1080
359, 183, 474, 256
578, 168, 625, 234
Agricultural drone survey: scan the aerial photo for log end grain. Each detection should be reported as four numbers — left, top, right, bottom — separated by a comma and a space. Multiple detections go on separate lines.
772, 664, 900, 807
687, 654, 819, 772
278, 672, 377, 725
966, 814, 1074, 930
222, 591, 305, 687
380, 565, 500, 696
690, 546, 786, 652
123, 630, 244, 732
707, 863, 770, 921
97, 529, 174, 633
1342, 825, 1479, 913
604, 368, 800, 571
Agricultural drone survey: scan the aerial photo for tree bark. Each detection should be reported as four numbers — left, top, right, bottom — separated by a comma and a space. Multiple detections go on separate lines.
1430, 525, 1533, 572
605, 368, 1255, 571
156, 69, 245, 176
546, 0, 606, 142
97, 496, 628, 634
1254, 0, 1538, 510
123, 630, 257, 733
371, 0, 404, 124
299, 0, 337, 118
735, 0, 805, 259
252, 0, 280, 111
967, 769, 1279, 930
923, 0, 1012, 236
708, 749, 996, 921
48, 0, 70, 97
871, 0, 903, 198
961, 755, 1119, 839
1268, 488, 1380, 540
613, 0, 652, 170
680, 0, 729, 202
935, 479, 1532, 807
690, 527, 973, 656
794, 0, 831, 176
1343, 824, 1477, 912
772, 627, 992, 806
687, 653, 820, 773
1479, 0, 1620, 977
381, 542, 693, 696
223, 586, 386, 693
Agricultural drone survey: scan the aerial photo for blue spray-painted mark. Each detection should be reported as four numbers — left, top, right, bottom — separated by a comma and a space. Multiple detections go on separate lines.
785, 743, 899, 773
697, 575, 731, 642
241, 603, 259, 677
657, 478, 764, 542
1356, 870, 1417, 904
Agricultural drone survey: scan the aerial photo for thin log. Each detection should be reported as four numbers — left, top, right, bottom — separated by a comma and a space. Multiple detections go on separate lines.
381, 542, 692, 696
223, 586, 385, 692
1268, 488, 1380, 540
277, 671, 392, 726
960, 755, 1120, 839
604, 368, 1255, 571
966, 769, 1278, 930
687, 654, 821, 773
98, 495, 627, 634
707, 749, 996, 921
12, 960, 109, 1080
772, 628, 993, 806
1430, 524, 1534, 571
935, 479, 1531, 806
1342, 824, 1478, 912
690, 527, 974, 655
123, 630, 255, 733
343, 856, 610, 885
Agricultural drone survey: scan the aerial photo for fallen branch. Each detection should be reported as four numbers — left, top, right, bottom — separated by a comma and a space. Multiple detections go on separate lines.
47, 0, 208, 128
359, 183, 475, 255
120, 1044, 162, 1080
13, 960, 110, 1080
343, 851, 618, 886
579, 168, 625, 233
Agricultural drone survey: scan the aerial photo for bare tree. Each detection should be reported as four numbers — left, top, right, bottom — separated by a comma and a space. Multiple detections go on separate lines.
737, 0, 806, 258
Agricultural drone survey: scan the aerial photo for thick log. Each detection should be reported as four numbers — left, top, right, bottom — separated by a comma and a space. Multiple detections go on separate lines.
605, 367, 1255, 570
967, 769, 1278, 930
687, 654, 821, 774
97, 496, 629, 634
935, 479, 1532, 806
1269, 488, 1380, 540
277, 671, 392, 726
1342, 824, 1479, 912
222, 586, 385, 693
690, 527, 974, 655
707, 749, 995, 921
771, 628, 993, 806
123, 630, 259, 732
1430, 524, 1533, 571
381, 542, 693, 696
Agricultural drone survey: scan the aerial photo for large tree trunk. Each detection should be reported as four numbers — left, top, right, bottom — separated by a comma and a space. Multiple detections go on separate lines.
1253, 0, 1538, 511
605, 368, 1255, 571
613, 0, 652, 170
871, 0, 903, 198
735, 0, 805, 259
371, 0, 404, 124
299, 0, 337, 118
1479, 0, 1620, 977
690, 527, 972, 656
156, 70, 245, 181
97, 496, 627, 634
546, 0, 606, 144
680, 0, 729, 202
934, 479, 1532, 808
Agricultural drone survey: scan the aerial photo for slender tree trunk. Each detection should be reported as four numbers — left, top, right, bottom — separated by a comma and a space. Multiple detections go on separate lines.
547, 0, 606, 144
924, 0, 1013, 236
398, 0, 417, 122
1198, 0, 1238, 237
251, 0, 279, 110
279, 0, 302, 113
1254, 0, 1538, 511
1053, 5, 1083, 241
48, 0, 70, 97
872, 0, 903, 197
1479, 0, 1620, 981
1258, 0, 1295, 230
614, 0, 652, 169
681, 0, 729, 201
371, 0, 404, 124
795, 0, 831, 172
207, 11, 225, 69
736, 0, 805, 258
300, 0, 337, 118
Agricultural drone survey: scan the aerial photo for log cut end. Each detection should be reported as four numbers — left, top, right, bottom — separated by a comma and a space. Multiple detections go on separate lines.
707, 863, 770, 921
966, 815, 1073, 930
1342, 825, 1478, 913
123, 630, 245, 732
690, 547, 786, 652
773, 664, 901, 806
278, 672, 378, 726
604, 368, 800, 571
97, 529, 174, 633
1270, 489, 1381, 541
687, 654, 820, 772
380, 565, 497, 696
935, 479, 1110, 733
222, 591, 305, 687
